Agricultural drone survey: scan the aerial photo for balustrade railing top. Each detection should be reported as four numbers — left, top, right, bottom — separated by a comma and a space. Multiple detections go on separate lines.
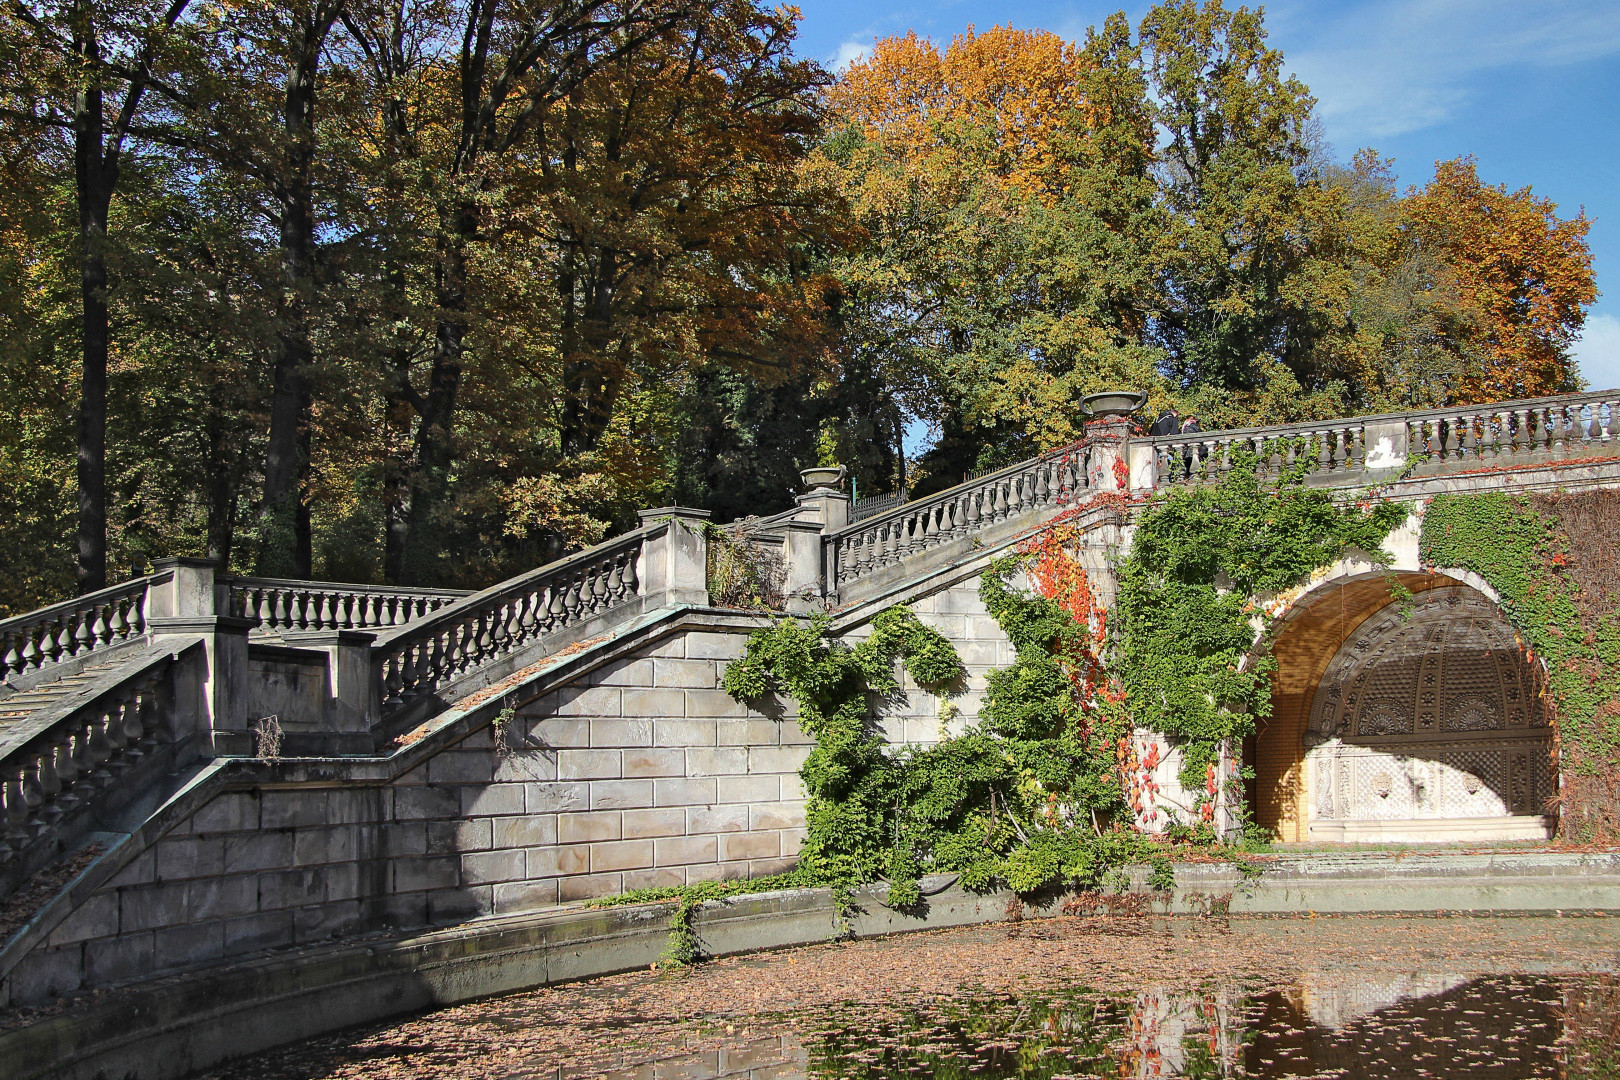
223, 577, 470, 635
1150, 388, 1620, 488
1, 572, 164, 683
827, 442, 1089, 590
373, 526, 651, 718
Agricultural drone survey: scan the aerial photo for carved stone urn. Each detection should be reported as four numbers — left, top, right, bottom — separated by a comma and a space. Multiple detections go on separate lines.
799, 465, 847, 492
1080, 390, 1148, 418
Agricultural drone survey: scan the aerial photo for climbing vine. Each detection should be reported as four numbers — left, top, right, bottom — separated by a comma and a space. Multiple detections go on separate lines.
1115, 445, 1408, 795
1420, 490, 1620, 842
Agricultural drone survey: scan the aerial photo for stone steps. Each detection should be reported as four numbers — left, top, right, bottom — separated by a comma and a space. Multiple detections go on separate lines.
0, 660, 124, 726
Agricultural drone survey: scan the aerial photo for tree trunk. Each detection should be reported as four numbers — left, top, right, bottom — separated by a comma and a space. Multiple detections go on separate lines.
72, 18, 110, 594
256, 10, 334, 578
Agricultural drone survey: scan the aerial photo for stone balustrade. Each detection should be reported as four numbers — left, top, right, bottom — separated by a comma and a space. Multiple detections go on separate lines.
1151, 390, 1620, 488
0, 574, 158, 683
0, 651, 178, 871
826, 443, 1089, 592
371, 514, 708, 719
223, 577, 468, 634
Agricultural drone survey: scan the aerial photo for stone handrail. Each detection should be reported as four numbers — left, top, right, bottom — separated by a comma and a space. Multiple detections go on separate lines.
372, 527, 651, 716
826, 442, 1089, 590
0, 573, 163, 682
1151, 389, 1620, 487
0, 648, 177, 868
223, 577, 469, 634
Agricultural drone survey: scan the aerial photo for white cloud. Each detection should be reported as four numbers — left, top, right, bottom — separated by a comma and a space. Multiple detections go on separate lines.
1573, 312, 1620, 392
1272, 0, 1620, 142
832, 39, 873, 72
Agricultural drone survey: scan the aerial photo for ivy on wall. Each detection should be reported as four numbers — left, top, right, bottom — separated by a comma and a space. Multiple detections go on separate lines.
1115, 447, 1408, 792
1420, 490, 1620, 842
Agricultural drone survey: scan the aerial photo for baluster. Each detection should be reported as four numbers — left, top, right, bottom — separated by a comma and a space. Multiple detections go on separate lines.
870, 523, 888, 567
622, 550, 640, 598
2, 631, 21, 677
48, 735, 79, 814
67, 608, 90, 655
564, 576, 586, 623
989, 481, 1006, 522
383, 651, 405, 708
1551, 405, 1568, 456
1602, 401, 1616, 441
1457, 413, 1475, 460
544, 582, 566, 630
397, 640, 420, 701
591, 564, 611, 612
89, 601, 112, 646
963, 491, 981, 534
1440, 417, 1459, 461
19, 758, 45, 831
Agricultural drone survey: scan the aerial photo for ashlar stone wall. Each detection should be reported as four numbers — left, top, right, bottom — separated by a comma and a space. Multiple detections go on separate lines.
2, 584, 1019, 1009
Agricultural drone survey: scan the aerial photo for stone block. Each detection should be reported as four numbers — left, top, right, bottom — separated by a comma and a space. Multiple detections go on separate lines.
654, 777, 716, 807
589, 840, 654, 873
954, 639, 999, 666
623, 748, 686, 777
186, 875, 259, 922
527, 845, 589, 878
494, 880, 558, 914
588, 657, 654, 687
777, 721, 814, 746
258, 868, 328, 910
325, 788, 379, 824
153, 921, 225, 970
966, 616, 1004, 641
428, 749, 495, 785
119, 881, 190, 932
748, 746, 810, 774
587, 780, 654, 810
492, 814, 557, 848
47, 893, 118, 947
685, 748, 747, 776
718, 831, 781, 861
294, 825, 364, 866
558, 873, 623, 902
392, 762, 428, 786
716, 775, 778, 804
557, 749, 622, 780
527, 717, 589, 748
782, 828, 807, 856
554, 686, 622, 718
191, 791, 258, 834
492, 750, 557, 783
430, 886, 492, 923
393, 856, 460, 893
717, 860, 750, 881
9, 947, 83, 1002
714, 719, 775, 746
223, 911, 293, 955
621, 688, 686, 719
684, 632, 746, 660
394, 785, 462, 821
687, 804, 749, 833
107, 850, 156, 887
748, 857, 798, 877
590, 718, 653, 747
684, 862, 724, 884
621, 808, 686, 839
653, 659, 716, 689
653, 719, 715, 747
294, 900, 362, 943
83, 932, 153, 985
559, 811, 621, 844
259, 790, 330, 830
688, 691, 751, 720
934, 588, 988, 614
641, 637, 686, 659
748, 802, 805, 831
379, 892, 428, 930
382, 821, 427, 858
461, 783, 526, 817
622, 868, 685, 891
525, 781, 590, 813
324, 861, 362, 902
461, 849, 527, 885
653, 834, 716, 866
780, 775, 807, 801
427, 817, 493, 855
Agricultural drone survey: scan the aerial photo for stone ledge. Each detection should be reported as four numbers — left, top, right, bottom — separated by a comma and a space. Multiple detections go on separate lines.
5, 853, 1620, 1080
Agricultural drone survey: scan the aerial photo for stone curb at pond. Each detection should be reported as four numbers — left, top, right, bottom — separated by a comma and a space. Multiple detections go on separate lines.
3, 852, 1619, 1080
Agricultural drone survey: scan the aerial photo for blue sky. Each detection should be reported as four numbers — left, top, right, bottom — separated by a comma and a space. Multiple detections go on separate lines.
791, 0, 1620, 395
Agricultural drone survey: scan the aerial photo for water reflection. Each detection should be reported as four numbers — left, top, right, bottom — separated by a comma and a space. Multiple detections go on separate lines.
592, 973, 1620, 1080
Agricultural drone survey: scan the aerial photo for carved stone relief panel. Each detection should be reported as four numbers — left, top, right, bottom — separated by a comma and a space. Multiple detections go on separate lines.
1302, 586, 1552, 824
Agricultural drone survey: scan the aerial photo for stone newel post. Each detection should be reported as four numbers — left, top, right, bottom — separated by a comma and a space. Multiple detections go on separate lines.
146, 556, 252, 757
789, 467, 850, 611
637, 506, 713, 608
1080, 391, 1148, 493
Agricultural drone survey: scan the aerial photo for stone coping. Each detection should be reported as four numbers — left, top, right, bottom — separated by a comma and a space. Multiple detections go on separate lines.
3, 852, 1620, 1080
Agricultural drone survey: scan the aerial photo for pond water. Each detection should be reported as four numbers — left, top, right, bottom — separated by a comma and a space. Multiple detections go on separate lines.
200, 916, 1620, 1080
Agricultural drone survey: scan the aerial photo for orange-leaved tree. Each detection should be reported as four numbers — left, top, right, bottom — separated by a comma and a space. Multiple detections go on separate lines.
1404, 157, 1596, 403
